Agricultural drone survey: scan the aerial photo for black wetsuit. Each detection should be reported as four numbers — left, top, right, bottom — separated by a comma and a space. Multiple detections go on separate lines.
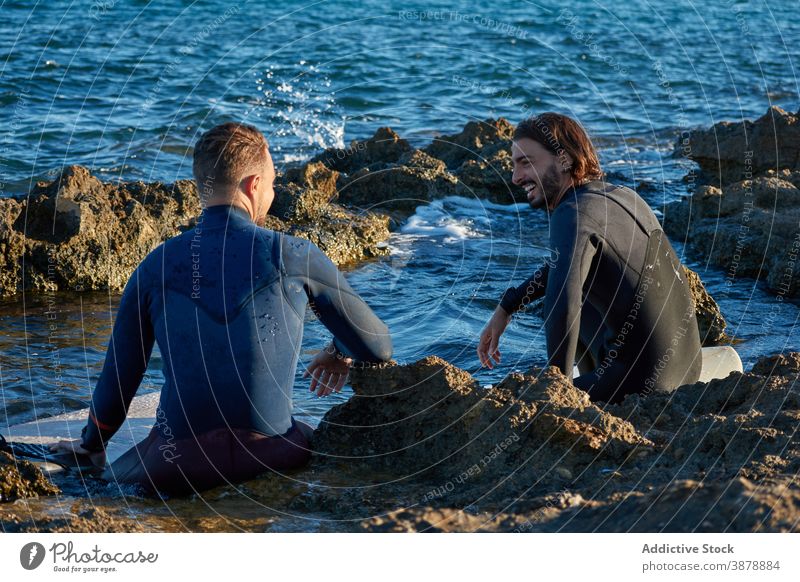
81, 204, 392, 452
500, 180, 702, 403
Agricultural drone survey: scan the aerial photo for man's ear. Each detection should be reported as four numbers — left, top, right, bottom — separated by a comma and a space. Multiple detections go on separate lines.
244, 173, 261, 195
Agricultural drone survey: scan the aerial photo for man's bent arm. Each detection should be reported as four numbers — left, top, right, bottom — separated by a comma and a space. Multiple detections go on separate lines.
499, 264, 550, 314
544, 210, 600, 377
81, 269, 155, 451
285, 239, 392, 363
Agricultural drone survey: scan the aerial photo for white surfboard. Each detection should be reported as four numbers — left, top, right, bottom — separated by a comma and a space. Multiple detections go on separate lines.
570, 346, 742, 383
2, 392, 159, 472
698, 345, 743, 383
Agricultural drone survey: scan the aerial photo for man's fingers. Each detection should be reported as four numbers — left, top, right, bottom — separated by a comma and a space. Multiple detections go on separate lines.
315, 370, 332, 396
309, 367, 323, 392
334, 373, 347, 393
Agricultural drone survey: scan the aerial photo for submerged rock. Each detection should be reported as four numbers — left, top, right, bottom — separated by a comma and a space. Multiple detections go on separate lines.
0, 452, 60, 502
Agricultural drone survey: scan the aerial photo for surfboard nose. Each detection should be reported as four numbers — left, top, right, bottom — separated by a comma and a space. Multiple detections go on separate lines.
698, 346, 743, 383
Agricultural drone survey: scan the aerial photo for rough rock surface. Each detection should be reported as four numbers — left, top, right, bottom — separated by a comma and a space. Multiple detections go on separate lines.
664, 169, 800, 298
309, 128, 458, 213
310, 127, 413, 175
425, 118, 526, 204
1, 165, 199, 296
309, 120, 526, 208
0, 452, 60, 502
0, 506, 144, 533
337, 149, 458, 213
682, 266, 729, 345
681, 106, 800, 185
3, 352, 799, 532
318, 353, 800, 532
0, 165, 391, 296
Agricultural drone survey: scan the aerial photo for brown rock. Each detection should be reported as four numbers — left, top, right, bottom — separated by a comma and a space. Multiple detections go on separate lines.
313, 358, 651, 504
750, 352, 800, 377
0, 165, 392, 296
680, 106, 800, 185
0, 451, 60, 502
682, 266, 728, 345
271, 161, 340, 222
664, 171, 800, 298
425, 118, 526, 204
311, 127, 412, 175
425, 118, 515, 168
336, 149, 458, 212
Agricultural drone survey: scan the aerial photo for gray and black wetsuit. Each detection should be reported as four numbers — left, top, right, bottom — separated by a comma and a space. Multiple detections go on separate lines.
500, 180, 702, 404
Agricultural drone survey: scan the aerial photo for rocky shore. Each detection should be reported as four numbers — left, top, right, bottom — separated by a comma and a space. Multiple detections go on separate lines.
2, 115, 798, 532
663, 106, 800, 298
3, 353, 798, 532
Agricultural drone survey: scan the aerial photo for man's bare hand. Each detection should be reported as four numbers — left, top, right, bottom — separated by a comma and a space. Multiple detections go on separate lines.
304, 343, 353, 397
477, 307, 512, 369
49, 439, 106, 469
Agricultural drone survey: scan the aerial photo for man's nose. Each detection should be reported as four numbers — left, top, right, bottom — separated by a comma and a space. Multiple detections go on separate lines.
511, 168, 523, 186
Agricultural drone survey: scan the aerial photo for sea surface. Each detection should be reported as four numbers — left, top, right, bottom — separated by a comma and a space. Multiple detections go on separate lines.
1, 0, 798, 430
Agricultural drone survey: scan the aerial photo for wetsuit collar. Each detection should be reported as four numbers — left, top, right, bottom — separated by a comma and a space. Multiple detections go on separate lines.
199, 204, 254, 228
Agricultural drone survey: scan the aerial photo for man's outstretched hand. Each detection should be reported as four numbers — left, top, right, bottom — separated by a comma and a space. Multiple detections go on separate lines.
477, 307, 512, 369
304, 342, 353, 397
48, 439, 107, 469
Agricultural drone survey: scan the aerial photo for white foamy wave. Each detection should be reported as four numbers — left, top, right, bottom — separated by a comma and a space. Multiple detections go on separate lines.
438, 195, 527, 212
399, 199, 480, 242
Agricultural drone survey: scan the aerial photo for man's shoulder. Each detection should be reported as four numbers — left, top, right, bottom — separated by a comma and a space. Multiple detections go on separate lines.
579, 179, 636, 199
573, 180, 642, 210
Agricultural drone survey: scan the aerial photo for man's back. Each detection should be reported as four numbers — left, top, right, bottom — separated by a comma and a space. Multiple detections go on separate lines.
546, 181, 702, 401
83, 204, 391, 448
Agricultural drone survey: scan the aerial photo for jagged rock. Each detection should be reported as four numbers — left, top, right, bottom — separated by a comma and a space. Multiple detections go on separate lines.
310, 127, 412, 175
425, 118, 526, 204
540, 477, 800, 532
0, 165, 391, 296
314, 357, 651, 503
750, 352, 800, 377
271, 161, 339, 221
0, 451, 60, 502
664, 170, 800, 297
278, 204, 391, 266
682, 266, 728, 345
425, 118, 515, 168
0, 506, 145, 533
336, 149, 458, 212
3, 165, 197, 295
680, 106, 800, 185
6, 351, 800, 532
0, 197, 24, 294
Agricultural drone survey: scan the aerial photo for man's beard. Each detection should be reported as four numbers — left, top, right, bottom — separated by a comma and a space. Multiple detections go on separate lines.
528, 162, 563, 209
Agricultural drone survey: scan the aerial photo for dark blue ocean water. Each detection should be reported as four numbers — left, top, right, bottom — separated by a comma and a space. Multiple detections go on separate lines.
1, 0, 798, 429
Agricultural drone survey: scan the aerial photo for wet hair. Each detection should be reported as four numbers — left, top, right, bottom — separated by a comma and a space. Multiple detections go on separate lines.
192, 122, 269, 193
514, 113, 603, 184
